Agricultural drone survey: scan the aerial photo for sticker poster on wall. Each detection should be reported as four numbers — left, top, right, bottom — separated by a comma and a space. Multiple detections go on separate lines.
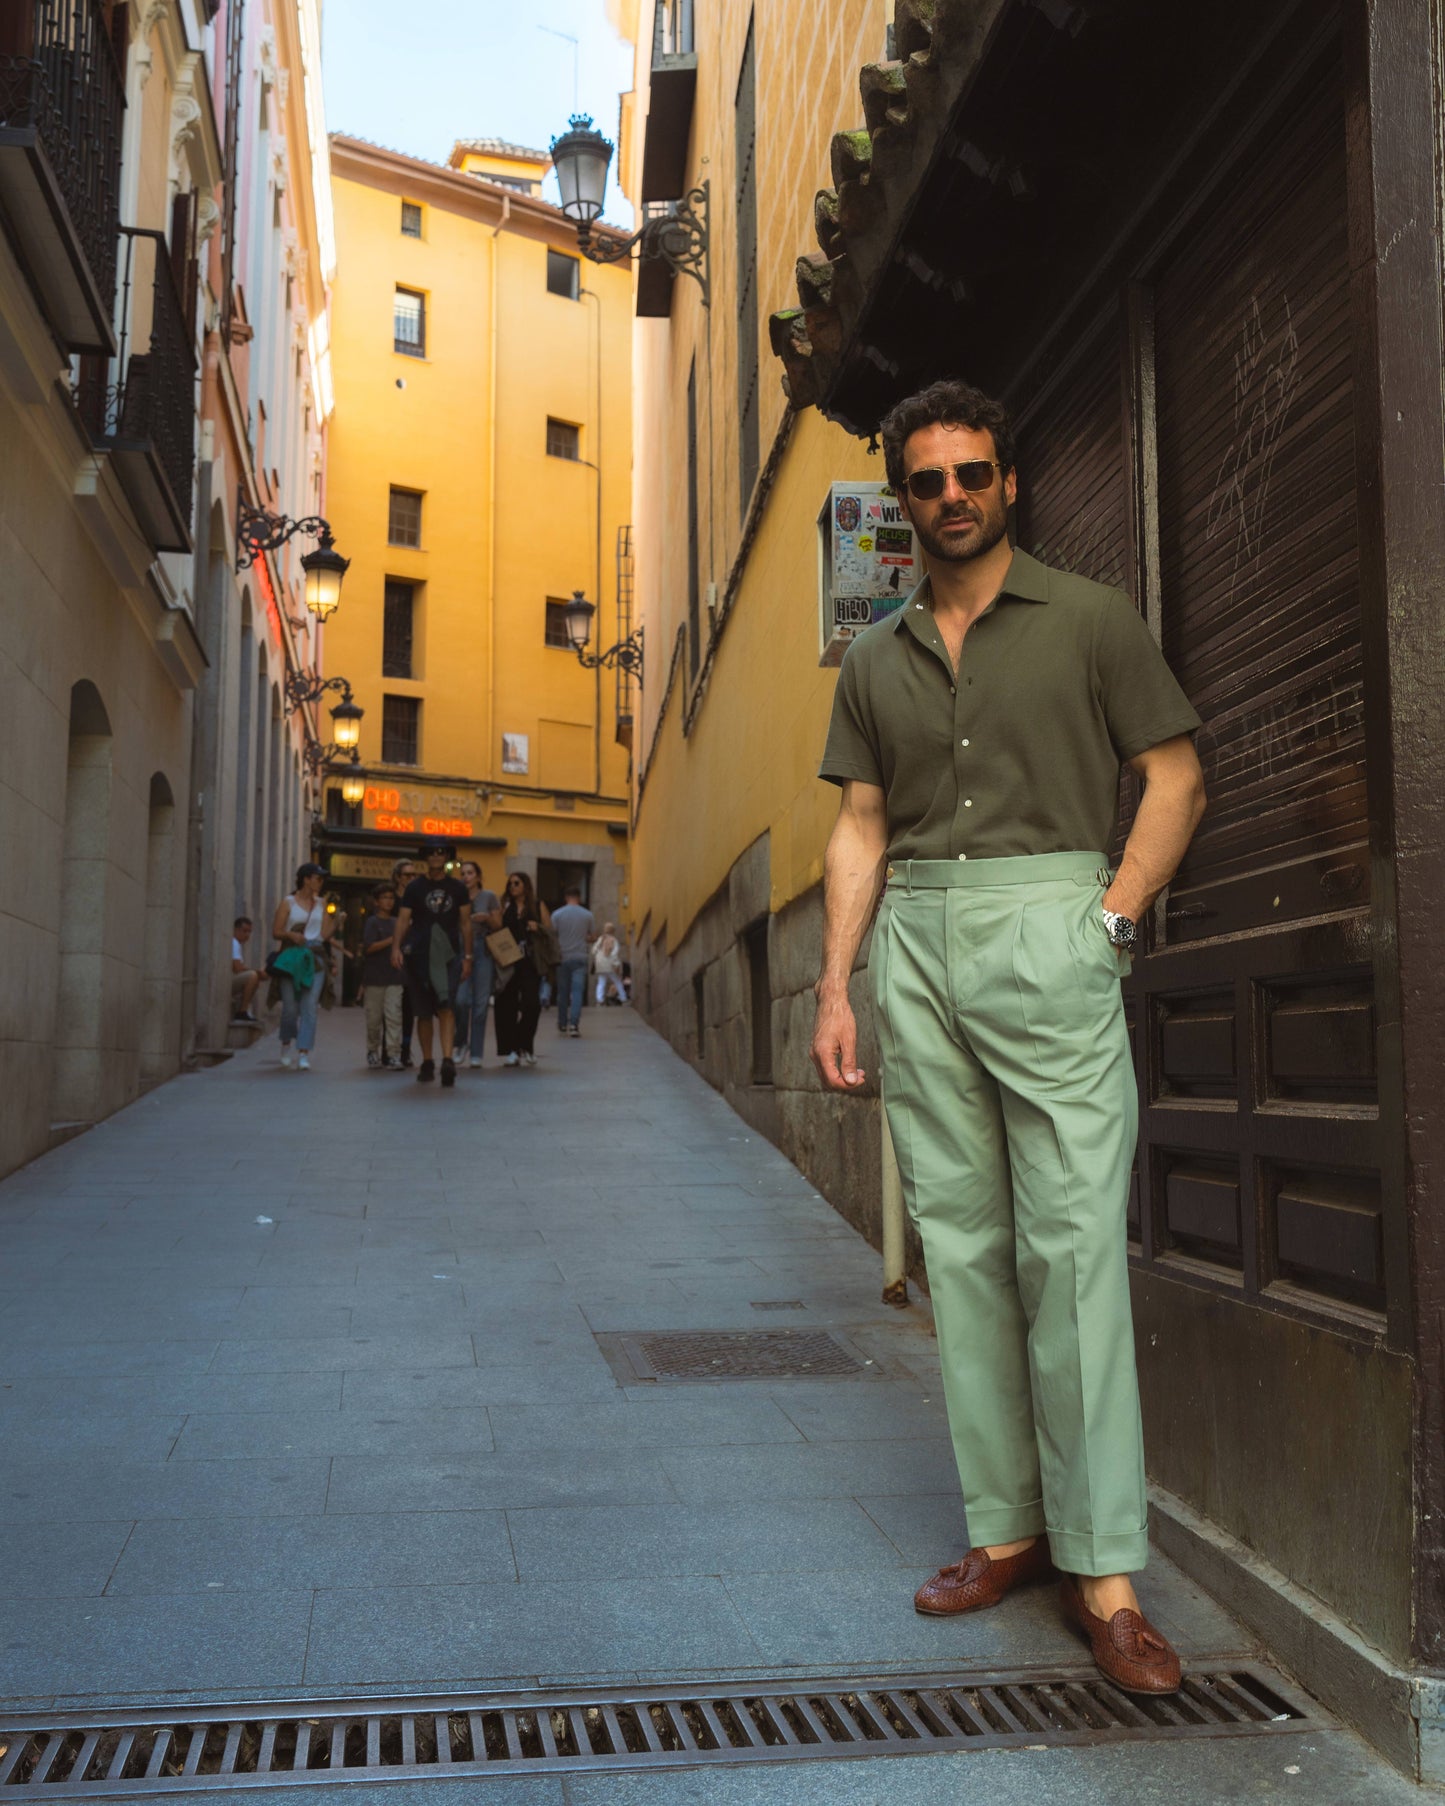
816, 482, 919, 666
501, 733, 529, 775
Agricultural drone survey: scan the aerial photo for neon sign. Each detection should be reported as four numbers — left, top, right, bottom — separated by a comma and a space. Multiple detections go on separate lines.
254, 555, 283, 646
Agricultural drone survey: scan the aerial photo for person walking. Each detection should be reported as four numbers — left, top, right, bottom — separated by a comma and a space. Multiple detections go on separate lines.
493, 871, 550, 1067
271, 863, 335, 1071
551, 885, 595, 1037
392, 842, 472, 1088
592, 922, 628, 1005
360, 883, 404, 1068
391, 858, 418, 1066
811, 379, 1206, 1696
452, 859, 501, 1070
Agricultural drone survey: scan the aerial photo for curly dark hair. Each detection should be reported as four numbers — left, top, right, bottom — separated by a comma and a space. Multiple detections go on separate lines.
879, 380, 1016, 494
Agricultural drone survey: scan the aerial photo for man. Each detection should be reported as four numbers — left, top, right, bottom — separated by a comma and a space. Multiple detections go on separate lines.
392, 842, 472, 1087
230, 917, 261, 1022
550, 884, 595, 1037
391, 858, 418, 1066
811, 379, 1205, 1695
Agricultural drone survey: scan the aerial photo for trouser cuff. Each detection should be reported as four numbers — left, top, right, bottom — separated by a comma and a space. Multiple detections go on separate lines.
1046, 1526, 1150, 1576
964, 1502, 1047, 1545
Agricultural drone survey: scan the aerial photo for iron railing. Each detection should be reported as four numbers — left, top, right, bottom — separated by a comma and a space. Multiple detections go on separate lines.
0, 0, 125, 330
81, 227, 198, 531
615, 523, 636, 731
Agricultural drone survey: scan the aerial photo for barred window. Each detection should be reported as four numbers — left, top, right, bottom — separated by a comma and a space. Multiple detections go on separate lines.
382, 580, 415, 678
394, 287, 426, 356
387, 486, 422, 546
545, 599, 573, 648
547, 249, 580, 299
400, 200, 422, 237
546, 417, 580, 459
381, 695, 420, 766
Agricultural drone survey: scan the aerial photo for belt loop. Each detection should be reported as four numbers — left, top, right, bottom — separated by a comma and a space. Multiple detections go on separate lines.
903, 859, 913, 896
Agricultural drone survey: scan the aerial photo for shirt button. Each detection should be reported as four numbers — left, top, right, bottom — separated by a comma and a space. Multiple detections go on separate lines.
957, 853, 968, 862
964, 798, 973, 807
960, 738, 969, 747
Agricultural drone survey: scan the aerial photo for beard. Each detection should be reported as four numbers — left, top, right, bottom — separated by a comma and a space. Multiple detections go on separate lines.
911, 493, 1010, 565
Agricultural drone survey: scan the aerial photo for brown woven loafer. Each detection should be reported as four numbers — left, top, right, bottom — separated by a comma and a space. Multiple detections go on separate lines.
913, 1538, 1055, 1616
1059, 1576, 1182, 1694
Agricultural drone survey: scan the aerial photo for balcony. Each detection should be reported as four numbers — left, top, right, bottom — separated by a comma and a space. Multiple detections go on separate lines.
80, 228, 197, 552
640, 0, 696, 204
0, 0, 124, 353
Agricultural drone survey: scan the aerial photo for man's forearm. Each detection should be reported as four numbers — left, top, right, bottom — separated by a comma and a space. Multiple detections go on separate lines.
1107, 771, 1206, 922
816, 816, 887, 996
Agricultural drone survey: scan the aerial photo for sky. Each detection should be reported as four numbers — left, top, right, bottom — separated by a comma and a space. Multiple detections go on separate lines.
320, 0, 637, 226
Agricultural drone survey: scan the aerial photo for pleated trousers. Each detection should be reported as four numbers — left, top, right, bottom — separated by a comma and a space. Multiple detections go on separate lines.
872, 851, 1148, 1575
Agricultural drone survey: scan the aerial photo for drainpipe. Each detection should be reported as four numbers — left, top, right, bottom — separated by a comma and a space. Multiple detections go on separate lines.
487, 193, 511, 796
880, 1099, 909, 1307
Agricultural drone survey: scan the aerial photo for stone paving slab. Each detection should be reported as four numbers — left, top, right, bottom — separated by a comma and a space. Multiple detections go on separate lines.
0, 1006, 1410, 1805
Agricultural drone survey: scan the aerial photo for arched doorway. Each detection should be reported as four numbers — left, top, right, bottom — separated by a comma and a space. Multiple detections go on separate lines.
52, 680, 114, 1128
140, 772, 178, 1088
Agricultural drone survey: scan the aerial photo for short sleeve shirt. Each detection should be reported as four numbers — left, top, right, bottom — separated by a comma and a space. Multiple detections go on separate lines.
551, 903, 595, 963
401, 875, 471, 951
819, 549, 1201, 860
362, 913, 400, 986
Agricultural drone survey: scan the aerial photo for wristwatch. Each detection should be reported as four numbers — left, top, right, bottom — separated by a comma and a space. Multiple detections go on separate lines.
1101, 908, 1137, 952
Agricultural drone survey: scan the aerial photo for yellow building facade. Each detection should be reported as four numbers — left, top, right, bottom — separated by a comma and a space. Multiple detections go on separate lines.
620, 2, 895, 1211
320, 136, 634, 936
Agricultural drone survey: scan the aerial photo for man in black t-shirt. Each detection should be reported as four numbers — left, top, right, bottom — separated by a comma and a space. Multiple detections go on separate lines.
392, 841, 472, 1088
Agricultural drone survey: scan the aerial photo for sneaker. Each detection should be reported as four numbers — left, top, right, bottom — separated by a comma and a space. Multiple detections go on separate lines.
298, 1052, 310, 1071
469, 1056, 483, 1069
232, 1011, 260, 1025
367, 1052, 381, 1068
417, 1059, 435, 1083
280, 1045, 294, 1068
568, 1025, 580, 1038
522, 1052, 537, 1067
400, 1052, 414, 1068
452, 1045, 469, 1062
502, 1052, 520, 1067
440, 1057, 456, 1089
385, 1057, 402, 1070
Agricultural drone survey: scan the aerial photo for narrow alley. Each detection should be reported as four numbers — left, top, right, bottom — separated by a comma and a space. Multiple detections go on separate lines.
0, 1010, 1412, 1803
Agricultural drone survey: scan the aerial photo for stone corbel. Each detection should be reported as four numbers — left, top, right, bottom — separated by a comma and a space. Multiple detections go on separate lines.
170, 51, 225, 190
196, 192, 221, 245
259, 25, 279, 89
271, 145, 289, 195
133, 0, 174, 90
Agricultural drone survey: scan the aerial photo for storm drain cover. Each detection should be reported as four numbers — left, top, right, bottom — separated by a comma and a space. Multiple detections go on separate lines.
0, 1665, 1312, 1791
621, 1328, 865, 1380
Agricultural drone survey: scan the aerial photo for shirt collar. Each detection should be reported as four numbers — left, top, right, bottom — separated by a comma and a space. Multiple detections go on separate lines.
890, 545, 1052, 631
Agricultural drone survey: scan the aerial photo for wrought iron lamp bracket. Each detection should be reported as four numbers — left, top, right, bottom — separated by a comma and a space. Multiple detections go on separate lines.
581, 184, 709, 309
285, 671, 354, 715
236, 502, 337, 569
574, 627, 644, 683
303, 741, 361, 777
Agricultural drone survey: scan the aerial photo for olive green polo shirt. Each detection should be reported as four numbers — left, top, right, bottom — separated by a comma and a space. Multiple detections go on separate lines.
819, 548, 1201, 860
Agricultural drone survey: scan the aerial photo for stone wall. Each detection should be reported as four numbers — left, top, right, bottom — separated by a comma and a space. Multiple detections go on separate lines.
637, 830, 926, 1283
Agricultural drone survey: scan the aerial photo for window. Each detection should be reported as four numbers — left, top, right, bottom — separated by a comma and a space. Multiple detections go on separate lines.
400, 200, 422, 237
381, 694, 420, 765
382, 580, 415, 677
394, 287, 425, 356
687, 360, 700, 676
547, 248, 580, 299
546, 417, 580, 460
387, 486, 422, 546
544, 599, 573, 648
735, 18, 760, 517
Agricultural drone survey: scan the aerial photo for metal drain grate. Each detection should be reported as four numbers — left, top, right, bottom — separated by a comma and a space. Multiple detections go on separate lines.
622, 1328, 864, 1380
0, 1665, 1310, 1792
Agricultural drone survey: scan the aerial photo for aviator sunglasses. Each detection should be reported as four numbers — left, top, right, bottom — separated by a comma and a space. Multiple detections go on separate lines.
902, 459, 1003, 502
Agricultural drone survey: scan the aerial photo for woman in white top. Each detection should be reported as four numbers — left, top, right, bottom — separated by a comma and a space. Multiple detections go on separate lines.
592, 922, 629, 1005
271, 862, 335, 1069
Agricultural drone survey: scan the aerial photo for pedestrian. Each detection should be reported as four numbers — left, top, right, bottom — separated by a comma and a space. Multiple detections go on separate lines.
230, 916, 261, 1021
811, 379, 1206, 1696
592, 922, 628, 1005
391, 858, 418, 1066
360, 884, 404, 1068
493, 871, 551, 1067
271, 862, 335, 1071
550, 884, 595, 1036
392, 841, 472, 1088
452, 859, 502, 1069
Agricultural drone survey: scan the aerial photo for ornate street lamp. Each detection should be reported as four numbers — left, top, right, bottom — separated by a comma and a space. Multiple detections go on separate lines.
236, 502, 352, 621
339, 765, 367, 808
329, 696, 363, 750
562, 588, 643, 682
549, 114, 709, 308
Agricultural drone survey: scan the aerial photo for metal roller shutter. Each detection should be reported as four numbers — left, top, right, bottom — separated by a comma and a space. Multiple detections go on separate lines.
1154, 75, 1363, 940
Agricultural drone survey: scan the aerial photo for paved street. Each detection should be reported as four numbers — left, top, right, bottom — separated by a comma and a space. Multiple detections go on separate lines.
0, 1007, 1418, 1801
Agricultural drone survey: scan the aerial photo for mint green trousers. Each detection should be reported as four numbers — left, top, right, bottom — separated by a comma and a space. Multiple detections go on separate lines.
872, 852, 1148, 1576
